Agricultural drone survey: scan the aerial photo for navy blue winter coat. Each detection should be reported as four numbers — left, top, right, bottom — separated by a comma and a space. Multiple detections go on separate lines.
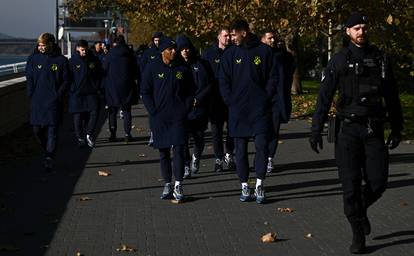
141, 59, 195, 149
176, 35, 211, 127
219, 33, 279, 137
201, 43, 229, 121
139, 44, 160, 73
68, 51, 102, 113
272, 49, 295, 123
103, 43, 139, 107
26, 45, 70, 126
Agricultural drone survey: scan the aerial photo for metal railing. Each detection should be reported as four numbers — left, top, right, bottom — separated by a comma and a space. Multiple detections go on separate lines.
0, 62, 26, 76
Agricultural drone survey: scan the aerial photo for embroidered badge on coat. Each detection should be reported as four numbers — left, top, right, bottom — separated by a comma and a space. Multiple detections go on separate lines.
176, 71, 183, 79
254, 56, 262, 65
51, 64, 58, 71
235, 58, 242, 64
158, 73, 165, 79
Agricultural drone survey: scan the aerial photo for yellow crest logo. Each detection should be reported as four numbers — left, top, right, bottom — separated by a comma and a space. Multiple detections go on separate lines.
176, 71, 183, 79
51, 64, 58, 71
254, 56, 261, 65
235, 58, 242, 64
214, 59, 220, 64
158, 73, 164, 79
89, 63, 95, 69
37, 65, 42, 69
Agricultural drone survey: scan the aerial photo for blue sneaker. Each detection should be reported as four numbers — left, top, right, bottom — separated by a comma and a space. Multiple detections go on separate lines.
254, 185, 266, 204
173, 184, 184, 201
160, 183, 173, 199
240, 186, 251, 202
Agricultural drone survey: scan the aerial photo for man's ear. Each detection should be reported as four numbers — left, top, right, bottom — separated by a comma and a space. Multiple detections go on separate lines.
346, 28, 350, 36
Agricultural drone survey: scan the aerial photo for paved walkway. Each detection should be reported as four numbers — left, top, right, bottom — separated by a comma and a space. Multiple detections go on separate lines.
1, 104, 413, 256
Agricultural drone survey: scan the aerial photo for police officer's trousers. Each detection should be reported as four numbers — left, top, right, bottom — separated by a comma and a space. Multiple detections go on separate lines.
159, 145, 185, 183
234, 133, 268, 182
335, 122, 388, 223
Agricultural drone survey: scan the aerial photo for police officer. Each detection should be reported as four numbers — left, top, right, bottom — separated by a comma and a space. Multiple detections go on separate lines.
26, 32, 70, 172
309, 13, 403, 254
103, 35, 139, 143
141, 36, 195, 202
201, 28, 235, 172
69, 40, 102, 148
260, 30, 295, 173
176, 34, 210, 178
220, 20, 279, 204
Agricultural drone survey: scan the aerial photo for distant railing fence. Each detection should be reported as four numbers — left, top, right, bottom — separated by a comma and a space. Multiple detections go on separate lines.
0, 62, 26, 76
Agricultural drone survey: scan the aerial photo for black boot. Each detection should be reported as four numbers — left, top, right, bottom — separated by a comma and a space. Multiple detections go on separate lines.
349, 221, 366, 254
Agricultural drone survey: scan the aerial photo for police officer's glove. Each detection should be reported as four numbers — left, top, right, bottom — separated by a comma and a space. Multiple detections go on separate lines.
309, 132, 323, 154
386, 131, 401, 150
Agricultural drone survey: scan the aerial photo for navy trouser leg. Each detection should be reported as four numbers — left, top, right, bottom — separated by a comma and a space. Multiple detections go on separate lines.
46, 126, 57, 158
184, 141, 191, 166
192, 129, 205, 159
210, 119, 225, 159
234, 137, 249, 182
159, 148, 172, 183
86, 109, 99, 135
108, 106, 118, 133
224, 122, 235, 154
254, 133, 268, 180
172, 145, 185, 182
121, 105, 132, 135
73, 113, 83, 139
33, 125, 47, 150
268, 117, 281, 158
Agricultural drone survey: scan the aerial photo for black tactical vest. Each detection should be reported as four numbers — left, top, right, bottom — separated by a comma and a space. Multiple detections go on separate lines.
337, 46, 386, 119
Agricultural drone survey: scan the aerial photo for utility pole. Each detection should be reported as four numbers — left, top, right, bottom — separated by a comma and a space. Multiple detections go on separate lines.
55, 0, 59, 40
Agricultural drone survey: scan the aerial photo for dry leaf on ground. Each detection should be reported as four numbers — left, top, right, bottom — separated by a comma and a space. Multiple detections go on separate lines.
277, 207, 295, 213
278, 140, 284, 144
261, 232, 277, 243
136, 127, 145, 133
138, 153, 146, 157
305, 233, 313, 239
98, 170, 111, 176
116, 243, 137, 252
79, 197, 93, 201
400, 202, 408, 207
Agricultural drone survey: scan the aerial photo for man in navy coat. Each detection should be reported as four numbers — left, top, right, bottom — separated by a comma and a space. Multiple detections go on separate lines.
26, 32, 70, 171
219, 20, 279, 204
141, 36, 195, 202
103, 35, 139, 143
260, 30, 295, 173
69, 40, 102, 148
176, 34, 211, 178
201, 28, 235, 172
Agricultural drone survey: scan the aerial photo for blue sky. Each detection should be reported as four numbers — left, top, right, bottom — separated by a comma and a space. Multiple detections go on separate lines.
0, 0, 55, 39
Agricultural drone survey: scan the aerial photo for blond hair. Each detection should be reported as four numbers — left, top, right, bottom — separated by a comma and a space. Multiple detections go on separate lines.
37, 33, 55, 45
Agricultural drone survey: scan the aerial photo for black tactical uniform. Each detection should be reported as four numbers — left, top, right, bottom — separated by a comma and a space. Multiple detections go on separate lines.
310, 13, 403, 254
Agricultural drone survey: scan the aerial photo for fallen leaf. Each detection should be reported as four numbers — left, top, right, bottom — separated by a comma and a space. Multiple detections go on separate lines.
116, 243, 137, 252
79, 197, 93, 201
278, 140, 284, 144
400, 202, 408, 207
138, 154, 146, 157
131, 125, 136, 129
75, 251, 85, 256
136, 127, 145, 133
305, 233, 313, 239
98, 170, 111, 176
277, 207, 295, 213
261, 232, 277, 243
264, 221, 269, 225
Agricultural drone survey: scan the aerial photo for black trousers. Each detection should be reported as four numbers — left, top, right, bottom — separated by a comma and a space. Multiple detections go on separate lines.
159, 145, 185, 183
108, 105, 131, 136
268, 116, 281, 159
210, 118, 234, 159
234, 133, 268, 182
73, 109, 99, 138
184, 128, 205, 166
335, 122, 388, 223
33, 125, 57, 159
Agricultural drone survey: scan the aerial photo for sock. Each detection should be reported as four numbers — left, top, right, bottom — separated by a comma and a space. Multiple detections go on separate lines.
175, 181, 181, 187
241, 182, 248, 189
256, 179, 263, 189
226, 152, 231, 158
268, 157, 272, 161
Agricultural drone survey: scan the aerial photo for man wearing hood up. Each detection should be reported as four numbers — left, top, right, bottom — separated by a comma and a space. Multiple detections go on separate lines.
219, 20, 279, 204
103, 35, 139, 143
176, 34, 211, 178
26, 32, 70, 172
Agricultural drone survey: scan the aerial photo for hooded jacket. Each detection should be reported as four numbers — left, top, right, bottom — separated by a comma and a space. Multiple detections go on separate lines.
103, 43, 139, 106
219, 33, 279, 137
26, 44, 70, 126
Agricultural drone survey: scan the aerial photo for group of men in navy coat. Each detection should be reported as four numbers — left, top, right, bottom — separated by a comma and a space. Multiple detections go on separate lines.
27, 19, 294, 203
